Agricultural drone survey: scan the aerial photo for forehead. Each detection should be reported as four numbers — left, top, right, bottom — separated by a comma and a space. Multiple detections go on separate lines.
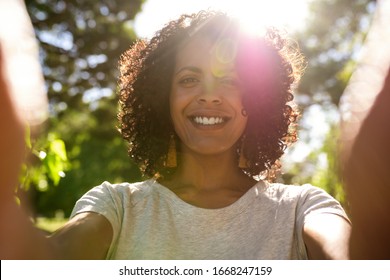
174, 34, 238, 72
175, 35, 212, 66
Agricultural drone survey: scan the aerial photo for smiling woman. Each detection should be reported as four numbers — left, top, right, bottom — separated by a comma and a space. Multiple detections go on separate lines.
67, 10, 350, 259
1, 9, 350, 260
120, 12, 303, 180
169, 34, 248, 158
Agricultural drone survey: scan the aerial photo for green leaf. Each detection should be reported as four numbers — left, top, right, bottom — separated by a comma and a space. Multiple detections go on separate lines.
49, 139, 67, 161
25, 125, 32, 149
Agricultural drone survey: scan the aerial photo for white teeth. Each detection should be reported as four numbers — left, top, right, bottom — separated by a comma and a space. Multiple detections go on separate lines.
193, 116, 224, 125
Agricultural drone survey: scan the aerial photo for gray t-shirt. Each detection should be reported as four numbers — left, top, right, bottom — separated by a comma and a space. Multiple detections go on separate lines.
70, 179, 349, 259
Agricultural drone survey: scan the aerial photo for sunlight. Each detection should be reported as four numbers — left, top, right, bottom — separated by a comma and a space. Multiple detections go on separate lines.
209, 0, 309, 36
134, 0, 310, 39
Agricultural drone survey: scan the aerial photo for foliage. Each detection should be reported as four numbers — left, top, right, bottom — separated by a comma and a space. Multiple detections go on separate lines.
24, 0, 145, 217
35, 216, 67, 233
20, 127, 69, 192
294, 0, 375, 107
281, 0, 376, 202
284, 124, 347, 207
310, 125, 346, 206
25, 0, 144, 108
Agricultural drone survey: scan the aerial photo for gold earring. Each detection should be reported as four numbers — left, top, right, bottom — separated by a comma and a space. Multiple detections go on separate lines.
239, 137, 249, 169
166, 135, 177, 168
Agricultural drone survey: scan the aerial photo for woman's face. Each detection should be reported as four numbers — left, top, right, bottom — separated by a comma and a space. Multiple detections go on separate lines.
170, 35, 248, 156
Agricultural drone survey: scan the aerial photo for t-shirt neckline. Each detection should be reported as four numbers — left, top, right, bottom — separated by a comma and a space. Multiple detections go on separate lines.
149, 179, 267, 217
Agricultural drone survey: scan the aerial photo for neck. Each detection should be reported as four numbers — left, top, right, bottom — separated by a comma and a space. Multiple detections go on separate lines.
158, 146, 258, 209
165, 149, 255, 192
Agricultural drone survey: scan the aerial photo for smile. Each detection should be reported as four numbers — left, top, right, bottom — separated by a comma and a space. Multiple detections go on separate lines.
191, 116, 228, 125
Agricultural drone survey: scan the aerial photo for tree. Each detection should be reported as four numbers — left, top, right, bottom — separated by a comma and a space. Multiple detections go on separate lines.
281, 0, 376, 200
25, 0, 145, 217
295, 0, 376, 107
26, 0, 143, 108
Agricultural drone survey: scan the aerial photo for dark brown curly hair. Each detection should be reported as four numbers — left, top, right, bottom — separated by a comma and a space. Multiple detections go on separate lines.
118, 10, 305, 180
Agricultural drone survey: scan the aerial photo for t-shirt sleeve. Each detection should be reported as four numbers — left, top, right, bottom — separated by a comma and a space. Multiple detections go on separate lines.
70, 181, 126, 253
298, 184, 350, 222
295, 184, 351, 257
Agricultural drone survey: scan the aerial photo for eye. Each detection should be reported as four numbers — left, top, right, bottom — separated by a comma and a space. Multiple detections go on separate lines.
220, 76, 241, 88
178, 77, 199, 87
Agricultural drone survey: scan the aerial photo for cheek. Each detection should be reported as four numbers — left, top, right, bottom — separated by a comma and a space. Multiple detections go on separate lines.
236, 116, 248, 138
169, 85, 198, 116
231, 96, 248, 134
228, 94, 246, 116
169, 89, 189, 129
169, 89, 181, 119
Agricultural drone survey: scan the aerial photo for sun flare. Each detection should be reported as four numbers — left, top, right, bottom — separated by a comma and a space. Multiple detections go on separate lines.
214, 0, 309, 33
134, 0, 310, 39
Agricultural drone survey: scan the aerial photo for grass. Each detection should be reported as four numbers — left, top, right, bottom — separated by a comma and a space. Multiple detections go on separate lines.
35, 217, 67, 233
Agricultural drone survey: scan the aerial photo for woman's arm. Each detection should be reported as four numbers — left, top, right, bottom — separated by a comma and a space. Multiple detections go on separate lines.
343, 68, 390, 259
48, 212, 113, 259
0, 47, 112, 259
1, 201, 113, 259
303, 214, 351, 259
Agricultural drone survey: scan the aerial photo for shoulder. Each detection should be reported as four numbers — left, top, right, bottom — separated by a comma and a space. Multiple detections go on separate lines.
263, 182, 347, 217
89, 179, 156, 206
262, 181, 322, 201
71, 179, 156, 216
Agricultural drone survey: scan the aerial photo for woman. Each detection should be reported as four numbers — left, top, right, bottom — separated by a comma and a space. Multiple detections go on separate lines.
1, 10, 350, 259
67, 11, 350, 259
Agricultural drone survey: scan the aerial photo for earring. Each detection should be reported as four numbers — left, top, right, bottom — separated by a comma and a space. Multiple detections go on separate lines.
238, 136, 249, 169
241, 108, 248, 117
166, 135, 177, 168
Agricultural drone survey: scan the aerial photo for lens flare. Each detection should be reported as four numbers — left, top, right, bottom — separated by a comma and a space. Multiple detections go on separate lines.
134, 0, 310, 40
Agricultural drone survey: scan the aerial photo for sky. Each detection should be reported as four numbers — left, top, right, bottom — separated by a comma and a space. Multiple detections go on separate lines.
133, 0, 310, 39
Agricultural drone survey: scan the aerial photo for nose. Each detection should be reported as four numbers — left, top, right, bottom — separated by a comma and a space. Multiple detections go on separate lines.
197, 82, 222, 105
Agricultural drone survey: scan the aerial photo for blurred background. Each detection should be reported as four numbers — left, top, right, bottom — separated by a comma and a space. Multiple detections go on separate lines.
13, 0, 381, 229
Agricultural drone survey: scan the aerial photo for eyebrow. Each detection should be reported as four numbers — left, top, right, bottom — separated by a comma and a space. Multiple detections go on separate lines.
174, 66, 237, 76
174, 66, 202, 76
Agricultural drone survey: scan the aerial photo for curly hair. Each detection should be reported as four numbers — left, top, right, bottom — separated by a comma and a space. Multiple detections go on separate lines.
118, 10, 305, 180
